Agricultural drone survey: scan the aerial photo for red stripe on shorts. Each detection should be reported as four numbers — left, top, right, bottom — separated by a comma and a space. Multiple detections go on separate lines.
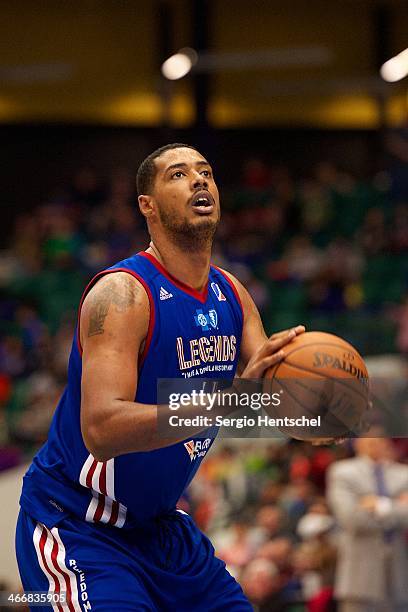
39, 528, 64, 612
50, 535, 75, 612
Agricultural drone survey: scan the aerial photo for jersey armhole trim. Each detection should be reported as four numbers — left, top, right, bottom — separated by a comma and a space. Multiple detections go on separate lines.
76, 267, 155, 367
211, 265, 244, 319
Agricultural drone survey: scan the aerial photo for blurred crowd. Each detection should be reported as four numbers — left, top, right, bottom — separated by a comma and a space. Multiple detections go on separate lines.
187, 439, 341, 612
0, 156, 407, 610
0, 157, 407, 464
217, 159, 407, 356
186, 436, 408, 612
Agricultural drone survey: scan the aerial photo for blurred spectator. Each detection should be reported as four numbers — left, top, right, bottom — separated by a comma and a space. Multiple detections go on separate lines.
390, 204, 408, 253
281, 478, 317, 530
386, 123, 408, 203
217, 518, 257, 576
296, 511, 335, 542
69, 167, 105, 207
291, 541, 337, 612
298, 178, 333, 240
358, 208, 388, 256
395, 296, 408, 355
327, 434, 408, 612
269, 235, 323, 283
254, 505, 288, 545
240, 558, 282, 611
241, 159, 272, 192
256, 536, 293, 577
11, 368, 62, 445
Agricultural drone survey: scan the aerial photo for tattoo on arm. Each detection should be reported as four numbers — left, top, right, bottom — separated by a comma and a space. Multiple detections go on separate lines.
88, 297, 109, 337
88, 275, 140, 337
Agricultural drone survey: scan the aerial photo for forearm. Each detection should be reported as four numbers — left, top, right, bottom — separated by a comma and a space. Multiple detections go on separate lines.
329, 503, 385, 533
375, 499, 408, 529
328, 481, 408, 534
82, 388, 239, 460
80, 267, 305, 460
327, 475, 383, 534
83, 402, 197, 459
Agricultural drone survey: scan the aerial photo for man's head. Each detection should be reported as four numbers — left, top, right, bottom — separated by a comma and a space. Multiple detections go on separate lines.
256, 505, 284, 536
354, 429, 394, 461
137, 143, 220, 250
240, 558, 279, 604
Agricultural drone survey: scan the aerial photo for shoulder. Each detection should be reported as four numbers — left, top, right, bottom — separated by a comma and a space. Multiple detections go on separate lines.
328, 457, 360, 478
83, 271, 149, 312
80, 271, 150, 345
389, 461, 408, 478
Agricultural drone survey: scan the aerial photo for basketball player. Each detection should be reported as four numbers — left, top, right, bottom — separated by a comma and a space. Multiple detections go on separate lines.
16, 143, 306, 611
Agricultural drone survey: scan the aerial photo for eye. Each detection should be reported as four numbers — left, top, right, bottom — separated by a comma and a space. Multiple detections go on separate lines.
172, 170, 185, 179
201, 169, 212, 178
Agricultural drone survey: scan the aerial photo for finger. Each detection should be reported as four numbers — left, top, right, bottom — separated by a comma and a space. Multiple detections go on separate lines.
270, 325, 305, 341
247, 350, 286, 379
260, 350, 285, 371
270, 329, 293, 340
262, 329, 300, 356
334, 437, 347, 446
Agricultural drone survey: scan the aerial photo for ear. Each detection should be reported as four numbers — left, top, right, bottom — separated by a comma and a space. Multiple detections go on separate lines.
138, 195, 154, 219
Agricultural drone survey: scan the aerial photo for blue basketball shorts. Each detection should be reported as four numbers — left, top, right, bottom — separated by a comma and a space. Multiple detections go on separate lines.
16, 508, 252, 611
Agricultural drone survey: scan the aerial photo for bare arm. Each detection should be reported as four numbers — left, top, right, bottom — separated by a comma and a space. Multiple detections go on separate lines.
80, 270, 304, 461
80, 272, 160, 460
80, 272, 258, 460
80, 273, 212, 460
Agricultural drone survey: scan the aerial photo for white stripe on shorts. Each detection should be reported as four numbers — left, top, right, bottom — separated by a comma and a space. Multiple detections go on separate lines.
33, 522, 83, 612
32, 524, 61, 612
52, 527, 82, 612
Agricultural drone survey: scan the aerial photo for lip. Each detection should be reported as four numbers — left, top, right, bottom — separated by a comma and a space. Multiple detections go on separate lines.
190, 190, 214, 206
193, 203, 214, 215
189, 190, 215, 215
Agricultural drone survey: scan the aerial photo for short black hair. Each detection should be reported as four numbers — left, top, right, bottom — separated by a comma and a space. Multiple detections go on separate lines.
136, 143, 197, 196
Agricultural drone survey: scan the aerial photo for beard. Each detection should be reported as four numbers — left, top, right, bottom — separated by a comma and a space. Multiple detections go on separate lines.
158, 207, 219, 251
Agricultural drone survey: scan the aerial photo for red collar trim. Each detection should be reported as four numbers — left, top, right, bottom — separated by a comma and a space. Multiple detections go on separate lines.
139, 251, 209, 303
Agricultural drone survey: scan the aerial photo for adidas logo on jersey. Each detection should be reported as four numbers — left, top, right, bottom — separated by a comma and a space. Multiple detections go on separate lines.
160, 287, 173, 300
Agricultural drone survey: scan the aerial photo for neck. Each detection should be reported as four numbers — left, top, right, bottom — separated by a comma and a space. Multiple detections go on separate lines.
360, 454, 383, 463
146, 239, 211, 292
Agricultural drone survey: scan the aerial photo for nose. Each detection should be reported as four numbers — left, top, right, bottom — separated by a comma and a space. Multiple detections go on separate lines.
191, 171, 208, 190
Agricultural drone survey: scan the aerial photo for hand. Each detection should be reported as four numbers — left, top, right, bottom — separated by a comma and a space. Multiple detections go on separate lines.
359, 495, 379, 513
241, 325, 305, 379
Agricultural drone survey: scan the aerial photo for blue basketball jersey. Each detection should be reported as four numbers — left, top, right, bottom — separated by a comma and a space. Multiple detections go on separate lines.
19, 252, 243, 530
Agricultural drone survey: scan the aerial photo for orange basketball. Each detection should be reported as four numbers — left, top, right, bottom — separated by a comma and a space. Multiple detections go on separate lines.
263, 331, 370, 439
